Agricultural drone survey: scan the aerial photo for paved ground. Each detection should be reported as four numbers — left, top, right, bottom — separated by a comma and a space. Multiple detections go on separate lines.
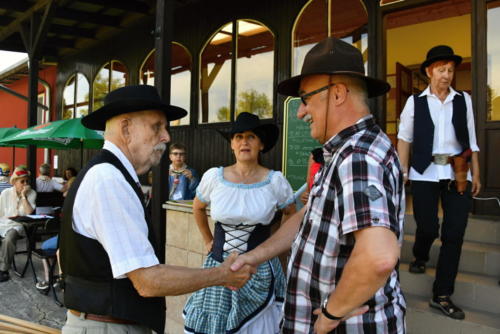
0, 239, 66, 330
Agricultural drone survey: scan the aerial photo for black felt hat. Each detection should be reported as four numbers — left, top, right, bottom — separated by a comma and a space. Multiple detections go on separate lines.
82, 85, 187, 130
420, 45, 462, 75
218, 112, 279, 153
277, 37, 390, 98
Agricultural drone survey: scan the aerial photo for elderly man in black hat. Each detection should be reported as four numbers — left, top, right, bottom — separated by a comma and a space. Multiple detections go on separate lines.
231, 38, 406, 333
398, 45, 481, 320
59, 85, 255, 334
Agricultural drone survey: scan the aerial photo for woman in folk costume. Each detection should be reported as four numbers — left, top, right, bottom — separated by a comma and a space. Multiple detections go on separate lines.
183, 112, 296, 333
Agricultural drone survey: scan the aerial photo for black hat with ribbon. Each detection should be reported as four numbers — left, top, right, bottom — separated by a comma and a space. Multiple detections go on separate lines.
218, 112, 279, 153
420, 45, 462, 75
82, 85, 187, 130
277, 37, 390, 98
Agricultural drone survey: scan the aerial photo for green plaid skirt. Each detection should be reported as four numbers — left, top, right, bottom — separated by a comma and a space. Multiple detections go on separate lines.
183, 253, 285, 334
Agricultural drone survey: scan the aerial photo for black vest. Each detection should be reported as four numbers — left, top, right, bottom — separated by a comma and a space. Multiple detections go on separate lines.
411, 92, 470, 174
59, 149, 165, 333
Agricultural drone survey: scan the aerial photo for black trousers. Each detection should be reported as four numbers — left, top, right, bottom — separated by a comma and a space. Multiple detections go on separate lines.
411, 180, 471, 296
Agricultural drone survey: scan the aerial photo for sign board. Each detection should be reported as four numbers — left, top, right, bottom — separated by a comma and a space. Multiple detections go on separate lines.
282, 97, 320, 190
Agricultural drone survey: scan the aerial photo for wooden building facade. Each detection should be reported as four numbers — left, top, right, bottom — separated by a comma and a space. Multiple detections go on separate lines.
1, 0, 499, 218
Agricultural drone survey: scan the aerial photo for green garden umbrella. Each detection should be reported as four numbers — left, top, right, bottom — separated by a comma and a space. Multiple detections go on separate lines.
0, 118, 104, 167
0, 127, 25, 166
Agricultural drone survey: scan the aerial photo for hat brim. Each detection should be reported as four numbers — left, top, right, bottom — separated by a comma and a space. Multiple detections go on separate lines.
82, 99, 187, 130
277, 71, 391, 98
420, 55, 462, 75
217, 123, 279, 153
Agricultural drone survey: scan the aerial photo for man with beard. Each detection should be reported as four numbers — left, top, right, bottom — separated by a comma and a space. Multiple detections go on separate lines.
59, 85, 254, 334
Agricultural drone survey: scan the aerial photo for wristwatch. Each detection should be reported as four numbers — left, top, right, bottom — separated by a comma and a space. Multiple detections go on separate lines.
321, 298, 343, 321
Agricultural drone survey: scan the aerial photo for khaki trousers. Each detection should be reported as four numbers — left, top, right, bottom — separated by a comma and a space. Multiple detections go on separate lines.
62, 310, 152, 334
0, 229, 20, 271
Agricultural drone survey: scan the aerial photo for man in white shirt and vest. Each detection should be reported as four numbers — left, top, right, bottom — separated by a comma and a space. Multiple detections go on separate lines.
397, 45, 481, 320
59, 85, 255, 334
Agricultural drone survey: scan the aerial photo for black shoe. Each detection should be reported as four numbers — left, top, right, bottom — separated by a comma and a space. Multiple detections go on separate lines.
409, 260, 426, 274
430, 296, 465, 320
0, 271, 9, 282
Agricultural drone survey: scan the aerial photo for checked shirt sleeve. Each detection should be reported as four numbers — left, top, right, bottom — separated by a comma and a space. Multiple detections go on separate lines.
336, 152, 401, 238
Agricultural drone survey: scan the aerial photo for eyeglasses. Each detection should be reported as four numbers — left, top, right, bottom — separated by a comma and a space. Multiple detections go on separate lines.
170, 152, 186, 156
300, 83, 336, 106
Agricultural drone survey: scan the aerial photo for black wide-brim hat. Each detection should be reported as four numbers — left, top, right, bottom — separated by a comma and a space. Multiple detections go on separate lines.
277, 37, 390, 98
82, 85, 187, 130
420, 45, 462, 75
217, 112, 279, 153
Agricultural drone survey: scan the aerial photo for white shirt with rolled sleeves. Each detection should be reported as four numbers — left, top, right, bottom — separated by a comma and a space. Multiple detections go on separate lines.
397, 86, 479, 182
72, 140, 159, 279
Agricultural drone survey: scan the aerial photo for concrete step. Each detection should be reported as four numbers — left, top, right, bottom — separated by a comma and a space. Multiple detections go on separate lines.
400, 263, 500, 315
405, 293, 500, 334
404, 215, 500, 245
401, 235, 500, 277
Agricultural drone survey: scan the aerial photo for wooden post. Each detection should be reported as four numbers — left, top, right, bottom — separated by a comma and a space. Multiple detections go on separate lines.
152, 0, 174, 263
18, 1, 56, 188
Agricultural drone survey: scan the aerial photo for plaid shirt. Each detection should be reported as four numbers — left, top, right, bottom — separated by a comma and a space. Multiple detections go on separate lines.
284, 115, 406, 334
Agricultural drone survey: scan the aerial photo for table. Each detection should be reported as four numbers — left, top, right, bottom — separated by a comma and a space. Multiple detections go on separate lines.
11, 216, 52, 283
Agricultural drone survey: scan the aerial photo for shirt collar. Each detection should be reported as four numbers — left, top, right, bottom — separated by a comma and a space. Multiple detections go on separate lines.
322, 115, 376, 160
103, 140, 139, 183
419, 85, 461, 102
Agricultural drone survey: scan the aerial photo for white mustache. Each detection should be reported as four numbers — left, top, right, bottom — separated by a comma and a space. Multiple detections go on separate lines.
153, 143, 166, 154
303, 114, 312, 123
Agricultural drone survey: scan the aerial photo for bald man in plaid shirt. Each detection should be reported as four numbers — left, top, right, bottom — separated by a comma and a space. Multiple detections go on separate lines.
231, 38, 406, 334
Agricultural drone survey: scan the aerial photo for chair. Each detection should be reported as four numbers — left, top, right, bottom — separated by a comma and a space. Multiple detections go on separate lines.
35, 191, 65, 215
32, 218, 62, 306
12, 192, 64, 281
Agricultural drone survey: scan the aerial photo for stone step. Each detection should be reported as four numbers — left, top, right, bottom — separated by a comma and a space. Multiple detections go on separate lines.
401, 235, 500, 277
400, 263, 500, 315
406, 293, 500, 334
403, 215, 500, 245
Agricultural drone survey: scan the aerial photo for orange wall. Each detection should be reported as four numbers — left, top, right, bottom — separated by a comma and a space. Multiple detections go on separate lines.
0, 65, 57, 173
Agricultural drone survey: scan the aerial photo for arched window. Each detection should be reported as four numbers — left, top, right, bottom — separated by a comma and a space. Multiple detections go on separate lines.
93, 60, 128, 111
62, 73, 90, 119
38, 81, 50, 124
200, 19, 275, 124
139, 43, 192, 126
292, 0, 368, 75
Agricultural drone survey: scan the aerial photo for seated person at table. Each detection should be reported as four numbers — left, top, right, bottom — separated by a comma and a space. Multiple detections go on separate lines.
35, 235, 59, 292
169, 143, 199, 200
0, 163, 12, 194
36, 163, 63, 215
61, 167, 78, 198
0, 165, 36, 282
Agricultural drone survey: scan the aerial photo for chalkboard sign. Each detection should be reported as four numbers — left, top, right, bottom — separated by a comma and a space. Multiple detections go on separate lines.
282, 97, 320, 190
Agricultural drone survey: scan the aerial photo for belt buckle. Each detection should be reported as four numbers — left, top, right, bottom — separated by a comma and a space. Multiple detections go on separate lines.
433, 154, 450, 165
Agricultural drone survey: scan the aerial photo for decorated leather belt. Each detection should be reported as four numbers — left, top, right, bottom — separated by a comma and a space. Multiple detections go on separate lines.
69, 309, 137, 325
432, 154, 452, 165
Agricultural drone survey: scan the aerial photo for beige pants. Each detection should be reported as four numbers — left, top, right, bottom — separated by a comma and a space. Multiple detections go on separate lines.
62, 310, 152, 334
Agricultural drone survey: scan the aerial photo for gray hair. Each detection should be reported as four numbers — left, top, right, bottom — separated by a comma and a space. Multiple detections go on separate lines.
39, 163, 51, 176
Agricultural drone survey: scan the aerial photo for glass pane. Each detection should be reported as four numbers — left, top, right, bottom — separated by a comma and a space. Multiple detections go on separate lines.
140, 50, 156, 85
488, 1, 500, 121
236, 20, 274, 119
111, 61, 128, 91
76, 105, 89, 118
171, 44, 192, 126
93, 63, 110, 111
292, 0, 328, 76
63, 107, 74, 120
63, 75, 76, 115
76, 73, 89, 104
331, 0, 368, 69
199, 22, 232, 123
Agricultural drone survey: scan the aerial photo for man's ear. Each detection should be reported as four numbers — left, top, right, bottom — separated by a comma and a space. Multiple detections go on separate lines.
333, 84, 348, 105
119, 118, 132, 142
